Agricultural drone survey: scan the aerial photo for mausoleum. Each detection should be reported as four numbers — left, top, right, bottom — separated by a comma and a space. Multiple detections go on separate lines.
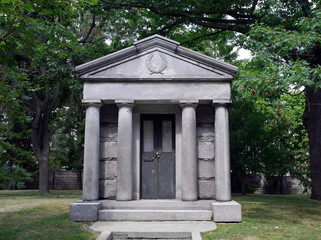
70, 35, 242, 222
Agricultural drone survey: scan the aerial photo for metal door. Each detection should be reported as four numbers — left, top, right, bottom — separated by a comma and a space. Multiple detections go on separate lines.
141, 114, 175, 199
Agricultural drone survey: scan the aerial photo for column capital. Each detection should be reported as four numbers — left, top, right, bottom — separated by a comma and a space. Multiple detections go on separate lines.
179, 100, 198, 108
82, 99, 102, 108
212, 100, 231, 108
116, 100, 135, 108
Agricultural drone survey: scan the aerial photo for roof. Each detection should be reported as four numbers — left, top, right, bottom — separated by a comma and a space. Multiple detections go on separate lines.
76, 35, 238, 82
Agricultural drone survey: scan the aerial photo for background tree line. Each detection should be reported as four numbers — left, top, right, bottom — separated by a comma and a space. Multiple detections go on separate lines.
0, 0, 317, 199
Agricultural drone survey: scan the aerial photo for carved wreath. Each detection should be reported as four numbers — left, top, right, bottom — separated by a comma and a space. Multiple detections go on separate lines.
145, 53, 167, 75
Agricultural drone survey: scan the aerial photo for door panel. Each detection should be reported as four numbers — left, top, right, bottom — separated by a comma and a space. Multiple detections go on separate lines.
143, 120, 154, 152
157, 152, 175, 199
141, 115, 175, 199
162, 120, 172, 152
141, 152, 157, 199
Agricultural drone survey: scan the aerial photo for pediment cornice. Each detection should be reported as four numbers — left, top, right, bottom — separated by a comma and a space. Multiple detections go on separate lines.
76, 35, 238, 81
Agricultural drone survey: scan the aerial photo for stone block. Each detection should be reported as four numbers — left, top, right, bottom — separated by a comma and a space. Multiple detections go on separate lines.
211, 201, 242, 222
100, 142, 117, 160
98, 209, 212, 221
198, 180, 215, 199
97, 231, 113, 240
192, 232, 202, 240
100, 104, 118, 123
196, 105, 214, 124
69, 202, 101, 222
100, 124, 118, 142
197, 141, 214, 159
198, 160, 215, 179
100, 160, 117, 180
197, 126, 214, 142
99, 180, 117, 199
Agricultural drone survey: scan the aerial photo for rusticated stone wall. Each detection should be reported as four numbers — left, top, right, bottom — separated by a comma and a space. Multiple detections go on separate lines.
196, 105, 215, 199
98, 104, 217, 200
99, 104, 118, 199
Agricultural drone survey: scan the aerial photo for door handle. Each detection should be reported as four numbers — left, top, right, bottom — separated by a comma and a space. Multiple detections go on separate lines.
153, 150, 162, 158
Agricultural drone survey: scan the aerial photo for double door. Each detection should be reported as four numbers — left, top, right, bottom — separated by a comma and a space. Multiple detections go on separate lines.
141, 114, 175, 199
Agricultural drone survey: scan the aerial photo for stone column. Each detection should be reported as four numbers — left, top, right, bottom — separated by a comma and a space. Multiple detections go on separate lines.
116, 100, 134, 200
83, 101, 102, 201
180, 101, 198, 201
214, 103, 231, 201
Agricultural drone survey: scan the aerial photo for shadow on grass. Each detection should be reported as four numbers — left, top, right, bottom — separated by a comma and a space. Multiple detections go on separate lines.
202, 195, 321, 240
0, 190, 82, 199
234, 194, 321, 224
0, 196, 96, 240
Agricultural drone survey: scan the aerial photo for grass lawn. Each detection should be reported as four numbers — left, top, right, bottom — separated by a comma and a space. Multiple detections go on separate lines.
0, 190, 97, 240
203, 194, 321, 240
0, 191, 320, 240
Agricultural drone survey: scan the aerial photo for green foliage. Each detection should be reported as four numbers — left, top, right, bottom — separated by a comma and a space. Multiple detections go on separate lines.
0, 0, 121, 182
231, 74, 310, 192
0, 107, 36, 175
0, 164, 33, 189
238, 7, 321, 93
0, 0, 316, 196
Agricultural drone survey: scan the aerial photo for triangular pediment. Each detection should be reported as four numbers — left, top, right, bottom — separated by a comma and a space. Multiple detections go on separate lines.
76, 35, 238, 82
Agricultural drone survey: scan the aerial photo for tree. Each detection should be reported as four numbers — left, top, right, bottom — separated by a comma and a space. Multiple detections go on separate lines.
96, 0, 321, 200
0, 0, 98, 195
230, 83, 309, 194
0, 0, 140, 195
0, 105, 36, 189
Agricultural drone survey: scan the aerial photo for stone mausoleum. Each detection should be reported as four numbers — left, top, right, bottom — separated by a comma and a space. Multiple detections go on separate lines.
70, 35, 241, 223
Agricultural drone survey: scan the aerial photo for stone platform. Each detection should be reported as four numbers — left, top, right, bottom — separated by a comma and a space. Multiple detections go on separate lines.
70, 199, 241, 223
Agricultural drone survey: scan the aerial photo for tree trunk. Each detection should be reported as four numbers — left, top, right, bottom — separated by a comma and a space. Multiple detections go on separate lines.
77, 170, 82, 190
241, 173, 247, 195
38, 155, 49, 195
280, 175, 283, 195
31, 88, 52, 196
304, 87, 321, 200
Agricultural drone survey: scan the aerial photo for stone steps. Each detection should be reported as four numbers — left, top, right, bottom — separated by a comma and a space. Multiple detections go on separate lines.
100, 200, 212, 210
112, 232, 192, 240
98, 209, 212, 221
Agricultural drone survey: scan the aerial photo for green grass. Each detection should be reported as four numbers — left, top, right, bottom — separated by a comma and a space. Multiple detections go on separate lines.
1, 191, 320, 240
202, 194, 321, 240
0, 190, 97, 240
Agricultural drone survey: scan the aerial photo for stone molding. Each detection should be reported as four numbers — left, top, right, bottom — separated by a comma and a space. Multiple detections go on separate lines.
82, 99, 102, 105
212, 101, 231, 108
115, 100, 135, 108
76, 35, 238, 77
179, 100, 198, 108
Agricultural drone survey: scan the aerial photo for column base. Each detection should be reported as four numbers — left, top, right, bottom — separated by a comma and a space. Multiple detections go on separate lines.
211, 200, 242, 223
69, 201, 102, 222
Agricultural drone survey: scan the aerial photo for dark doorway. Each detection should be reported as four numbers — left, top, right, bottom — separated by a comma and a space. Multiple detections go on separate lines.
140, 114, 176, 199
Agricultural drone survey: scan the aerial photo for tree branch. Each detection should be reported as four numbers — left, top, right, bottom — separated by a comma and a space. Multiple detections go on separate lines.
250, 0, 259, 13
180, 30, 225, 47
195, 16, 253, 25
48, 81, 61, 114
190, 19, 250, 33
150, 19, 184, 35
282, 88, 305, 97
79, 13, 96, 43
32, 92, 42, 130
100, 0, 252, 34
296, 0, 312, 17
50, 92, 74, 135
